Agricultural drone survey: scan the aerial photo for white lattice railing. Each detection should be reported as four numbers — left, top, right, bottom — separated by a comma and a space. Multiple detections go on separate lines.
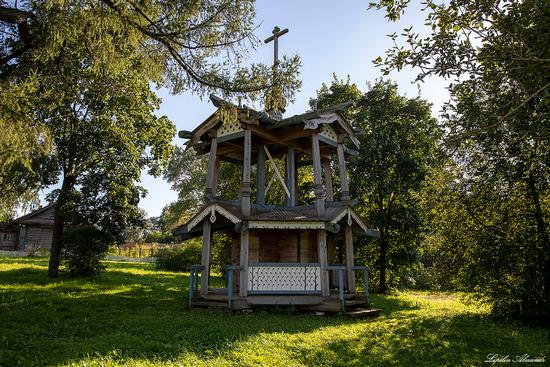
248, 263, 321, 294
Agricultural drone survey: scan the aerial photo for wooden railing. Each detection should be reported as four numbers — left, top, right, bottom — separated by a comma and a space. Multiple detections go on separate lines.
248, 263, 321, 294
186, 265, 204, 308
353, 265, 370, 306
327, 265, 371, 312
187, 262, 371, 312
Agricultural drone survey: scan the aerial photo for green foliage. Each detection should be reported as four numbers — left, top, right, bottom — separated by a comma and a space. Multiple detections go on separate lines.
143, 230, 174, 244
1, 258, 548, 366
372, 0, 550, 323
162, 147, 241, 229
313, 77, 443, 293
1, 0, 302, 225
211, 232, 232, 274
61, 226, 109, 277
419, 164, 548, 323
154, 240, 202, 272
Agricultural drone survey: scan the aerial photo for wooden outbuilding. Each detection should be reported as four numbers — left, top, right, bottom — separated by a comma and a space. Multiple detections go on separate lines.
174, 94, 380, 315
0, 204, 55, 252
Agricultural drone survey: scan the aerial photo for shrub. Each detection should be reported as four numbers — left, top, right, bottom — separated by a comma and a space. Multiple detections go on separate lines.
62, 225, 109, 277
154, 240, 201, 272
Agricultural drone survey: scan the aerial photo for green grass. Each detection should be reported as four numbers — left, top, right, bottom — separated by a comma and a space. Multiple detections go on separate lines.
0, 258, 548, 366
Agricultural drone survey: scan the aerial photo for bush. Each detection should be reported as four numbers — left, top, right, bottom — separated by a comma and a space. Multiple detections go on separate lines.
62, 225, 109, 277
154, 240, 201, 272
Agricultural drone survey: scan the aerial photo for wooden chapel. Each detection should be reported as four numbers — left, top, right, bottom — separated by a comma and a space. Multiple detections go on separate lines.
174, 27, 380, 314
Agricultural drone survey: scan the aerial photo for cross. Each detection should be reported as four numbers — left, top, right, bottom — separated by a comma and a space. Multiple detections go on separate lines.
264, 26, 289, 67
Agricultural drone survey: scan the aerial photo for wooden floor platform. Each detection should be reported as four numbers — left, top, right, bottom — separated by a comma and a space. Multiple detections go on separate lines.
190, 288, 381, 317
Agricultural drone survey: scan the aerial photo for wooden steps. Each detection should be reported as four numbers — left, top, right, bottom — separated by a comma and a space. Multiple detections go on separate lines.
189, 290, 381, 318
246, 295, 324, 306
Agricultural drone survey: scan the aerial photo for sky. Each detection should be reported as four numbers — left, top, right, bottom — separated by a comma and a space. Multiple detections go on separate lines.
40, 0, 450, 218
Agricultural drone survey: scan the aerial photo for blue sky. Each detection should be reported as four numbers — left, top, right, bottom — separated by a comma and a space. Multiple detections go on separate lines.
42, 0, 449, 218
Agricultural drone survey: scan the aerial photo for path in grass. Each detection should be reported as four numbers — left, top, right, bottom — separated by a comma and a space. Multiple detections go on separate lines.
0, 258, 548, 366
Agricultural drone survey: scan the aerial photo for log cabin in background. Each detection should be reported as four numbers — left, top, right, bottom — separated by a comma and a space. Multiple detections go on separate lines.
0, 204, 55, 252
174, 92, 381, 316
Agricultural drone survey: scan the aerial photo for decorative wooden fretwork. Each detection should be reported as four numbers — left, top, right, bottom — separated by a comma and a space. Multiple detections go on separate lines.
217, 121, 243, 138
248, 263, 321, 293
319, 124, 338, 142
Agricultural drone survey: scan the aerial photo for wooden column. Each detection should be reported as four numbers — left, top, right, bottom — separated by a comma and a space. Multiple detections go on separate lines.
285, 147, 296, 206
241, 129, 252, 216
200, 220, 212, 296
322, 160, 334, 202
337, 142, 350, 201
344, 224, 356, 294
205, 134, 218, 200
239, 222, 249, 297
317, 229, 330, 296
212, 157, 220, 197
257, 145, 266, 205
312, 133, 325, 216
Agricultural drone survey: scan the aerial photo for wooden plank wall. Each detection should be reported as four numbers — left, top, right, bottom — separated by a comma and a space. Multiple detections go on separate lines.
230, 229, 319, 265
0, 231, 17, 250
24, 227, 53, 249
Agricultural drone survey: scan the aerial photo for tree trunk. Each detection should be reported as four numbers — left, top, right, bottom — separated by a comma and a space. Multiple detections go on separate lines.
527, 173, 550, 324
378, 230, 388, 294
47, 175, 74, 278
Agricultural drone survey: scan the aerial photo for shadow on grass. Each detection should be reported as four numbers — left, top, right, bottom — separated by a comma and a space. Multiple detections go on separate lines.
4, 259, 542, 367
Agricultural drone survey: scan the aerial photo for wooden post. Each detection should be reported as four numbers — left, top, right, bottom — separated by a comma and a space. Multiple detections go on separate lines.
317, 229, 330, 297
337, 142, 350, 201
200, 220, 212, 296
312, 133, 325, 216
241, 129, 252, 216
257, 145, 266, 205
239, 222, 249, 297
322, 160, 334, 202
205, 134, 218, 200
212, 157, 220, 197
285, 147, 296, 206
344, 224, 356, 294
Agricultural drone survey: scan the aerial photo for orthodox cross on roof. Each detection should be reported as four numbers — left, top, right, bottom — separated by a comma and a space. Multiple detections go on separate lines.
264, 26, 289, 67
263, 26, 289, 118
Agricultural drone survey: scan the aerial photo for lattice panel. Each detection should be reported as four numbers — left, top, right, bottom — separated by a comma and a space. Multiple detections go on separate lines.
248, 265, 320, 292
319, 124, 338, 142
217, 121, 243, 137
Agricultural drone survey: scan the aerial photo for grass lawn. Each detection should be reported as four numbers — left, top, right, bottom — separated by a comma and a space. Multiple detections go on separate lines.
0, 258, 548, 366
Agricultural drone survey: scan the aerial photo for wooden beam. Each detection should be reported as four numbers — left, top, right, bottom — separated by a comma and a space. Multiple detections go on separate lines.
217, 131, 245, 144
212, 157, 220, 197
337, 143, 351, 201
264, 146, 291, 198
257, 145, 266, 205
248, 125, 311, 154
285, 147, 296, 206
219, 156, 242, 165
241, 129, 252, 217
323, 160, 334, 202
344, 224, 356, 294
200, 220, 212, 296
312, 133, 325, 216
239, 222, 249, 297
317, 229, 330, 297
